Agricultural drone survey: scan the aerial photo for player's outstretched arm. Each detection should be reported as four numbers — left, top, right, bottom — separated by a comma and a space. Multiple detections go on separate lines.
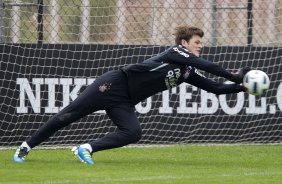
185, 69, 245, 95
167, 45, 250, 83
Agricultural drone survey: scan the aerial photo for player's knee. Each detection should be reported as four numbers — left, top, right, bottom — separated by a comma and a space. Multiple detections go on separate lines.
53, 110, 81, 127
133, 127, 142, 142
55, 104, 82, 123
127, 126, 142, 143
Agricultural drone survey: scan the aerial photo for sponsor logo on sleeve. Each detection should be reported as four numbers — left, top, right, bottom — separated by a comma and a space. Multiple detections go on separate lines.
173, 47, 190, 58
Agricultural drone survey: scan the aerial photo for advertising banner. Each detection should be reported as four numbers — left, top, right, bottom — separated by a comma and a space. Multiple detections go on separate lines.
0, 44, 281, 145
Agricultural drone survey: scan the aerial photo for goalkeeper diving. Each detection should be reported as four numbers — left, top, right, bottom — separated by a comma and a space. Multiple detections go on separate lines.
13, 25, 251, 164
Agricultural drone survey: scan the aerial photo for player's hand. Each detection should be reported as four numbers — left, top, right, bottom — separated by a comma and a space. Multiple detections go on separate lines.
237, 66, 251, 77
230, 67, 251, 84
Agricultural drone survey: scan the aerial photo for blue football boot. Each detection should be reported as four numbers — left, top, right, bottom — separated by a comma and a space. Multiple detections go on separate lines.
13, 147, 29, 163
71, 146, 94, 165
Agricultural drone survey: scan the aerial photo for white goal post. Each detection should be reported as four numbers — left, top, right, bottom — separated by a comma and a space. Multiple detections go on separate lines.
0, 0, 281, 147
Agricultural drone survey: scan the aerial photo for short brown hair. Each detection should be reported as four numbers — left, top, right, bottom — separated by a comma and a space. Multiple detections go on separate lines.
173, 25, 204, 44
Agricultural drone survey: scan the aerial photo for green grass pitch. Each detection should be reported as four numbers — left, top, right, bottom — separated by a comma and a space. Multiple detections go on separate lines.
1, 145, 282, 184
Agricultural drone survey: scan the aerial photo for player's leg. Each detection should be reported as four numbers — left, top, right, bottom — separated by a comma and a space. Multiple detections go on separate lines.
13, 79, 103, 163
73, 105, 142, 164
27, 102, 90, 147
13, 102, 94, 163
92, 105, 142, 151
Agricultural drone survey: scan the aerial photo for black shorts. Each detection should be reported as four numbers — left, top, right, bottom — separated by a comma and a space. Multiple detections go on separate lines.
70, 70, 133, 113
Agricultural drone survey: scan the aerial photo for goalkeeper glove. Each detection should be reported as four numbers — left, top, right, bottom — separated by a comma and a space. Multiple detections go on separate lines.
230, 67, 251, 84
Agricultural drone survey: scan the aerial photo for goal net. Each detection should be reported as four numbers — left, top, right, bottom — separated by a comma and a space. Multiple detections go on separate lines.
0, 0, 281, 147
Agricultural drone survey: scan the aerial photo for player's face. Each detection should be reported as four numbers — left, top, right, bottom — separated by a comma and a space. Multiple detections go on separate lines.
182, 35, 203, 57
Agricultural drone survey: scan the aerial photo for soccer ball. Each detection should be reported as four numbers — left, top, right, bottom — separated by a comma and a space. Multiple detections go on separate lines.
243, 70, 270, 96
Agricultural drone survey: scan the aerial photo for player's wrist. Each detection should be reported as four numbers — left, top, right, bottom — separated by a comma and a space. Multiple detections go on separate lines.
238, 84, 248, 92
230, 74, 243, 84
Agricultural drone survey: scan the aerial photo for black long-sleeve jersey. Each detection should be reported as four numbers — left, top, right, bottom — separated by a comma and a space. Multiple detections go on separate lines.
122, 45, 244, 104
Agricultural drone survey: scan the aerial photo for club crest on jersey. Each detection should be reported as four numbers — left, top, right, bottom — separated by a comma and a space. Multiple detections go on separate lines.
183, 66, 192, 79
99, 82, 112, 92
